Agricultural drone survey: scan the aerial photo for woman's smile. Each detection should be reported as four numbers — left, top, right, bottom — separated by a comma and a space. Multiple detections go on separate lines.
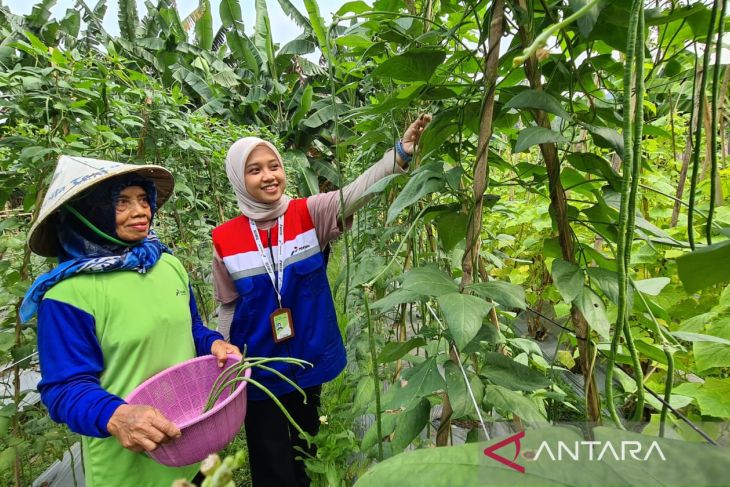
244, 145, 286, 203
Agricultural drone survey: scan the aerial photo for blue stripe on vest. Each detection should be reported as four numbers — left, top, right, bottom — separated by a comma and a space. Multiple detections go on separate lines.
224, 225, 346, 400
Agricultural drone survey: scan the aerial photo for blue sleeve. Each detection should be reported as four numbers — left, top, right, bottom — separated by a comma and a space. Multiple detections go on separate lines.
36, 299, 125, 438
190, 284, 223, 356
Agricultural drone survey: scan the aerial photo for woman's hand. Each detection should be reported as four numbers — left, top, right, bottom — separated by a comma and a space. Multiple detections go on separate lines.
211, 339, 242, 367
107, 404, 181, 452
399, 114, 432, 163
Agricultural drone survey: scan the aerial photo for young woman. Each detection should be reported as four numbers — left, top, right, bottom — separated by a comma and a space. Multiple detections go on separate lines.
22, 156, 240, 486
212, 115, 431, 486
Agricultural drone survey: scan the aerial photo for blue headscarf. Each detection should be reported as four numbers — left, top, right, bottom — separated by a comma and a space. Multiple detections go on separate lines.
20, 174, 171, 323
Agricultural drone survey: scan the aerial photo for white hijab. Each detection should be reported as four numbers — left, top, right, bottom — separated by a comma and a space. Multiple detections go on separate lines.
225, 137, 291, 221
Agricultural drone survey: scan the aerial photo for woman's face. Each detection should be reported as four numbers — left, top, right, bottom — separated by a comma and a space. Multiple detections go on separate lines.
244, 145, 286, 204
115, 185, 152, 242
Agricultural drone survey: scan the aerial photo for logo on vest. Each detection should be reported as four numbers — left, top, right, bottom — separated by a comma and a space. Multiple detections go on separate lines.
176, 289, 187, 296
291, 244, 311, 256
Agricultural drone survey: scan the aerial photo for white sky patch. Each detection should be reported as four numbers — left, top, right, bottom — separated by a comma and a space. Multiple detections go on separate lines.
3, 0, 342, 45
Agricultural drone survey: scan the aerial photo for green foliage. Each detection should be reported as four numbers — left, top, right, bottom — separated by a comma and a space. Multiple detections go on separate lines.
2, 0, 730, 483
355, 426, 730, 487
677, 240, 730, 292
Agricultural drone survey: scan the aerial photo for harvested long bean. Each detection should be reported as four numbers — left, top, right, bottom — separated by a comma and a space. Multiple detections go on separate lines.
202, 354, 313, 439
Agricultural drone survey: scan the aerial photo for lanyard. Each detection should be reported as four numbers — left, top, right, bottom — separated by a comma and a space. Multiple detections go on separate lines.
250, 215, 285, 307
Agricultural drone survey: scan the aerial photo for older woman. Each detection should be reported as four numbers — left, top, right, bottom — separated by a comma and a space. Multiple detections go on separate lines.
21, 156, 239, 487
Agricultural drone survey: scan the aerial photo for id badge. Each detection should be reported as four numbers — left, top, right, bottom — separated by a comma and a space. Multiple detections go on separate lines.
270, 308, 294, 343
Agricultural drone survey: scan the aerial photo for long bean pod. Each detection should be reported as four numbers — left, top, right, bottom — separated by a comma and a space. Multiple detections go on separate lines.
208, 375, 310, 443
625, 2, 646, 422
707, 0, 727, 243
688, 0, 721, 249
203, 357, 313, 412
605, 0, 642, 429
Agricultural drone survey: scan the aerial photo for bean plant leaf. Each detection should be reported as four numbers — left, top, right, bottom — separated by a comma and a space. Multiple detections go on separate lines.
0, 448, 16, 473
675, 378, 730, 418
566, 153, 621, 190
483, 384, 546, 422
381, 356, 446, 411
551, 259, 584, 303
355, 426, 730, 487
354, 377, 375, 413
481, 352, 550, 392
401, 266, 458, 297
387, 169, 444, 223
586, 267, 622, 305
360, 173, 406, 198
391, 398, 430, 452
467, 281, 526, 310
462, 324, 502, 353
677, 240, 730, 293
371, 288, 423, 312
687, 318, 730, 371
671, 332, 730, 346
570, 0, 606, 37
336, 1, 371, 15
583, 124, 624, 159
379, 337, 427, 364
595, 267, 641, 311
419, 109, 459, 159
435, 211, 468, 252
503, 89, 571, 120
371, 48, 446, 82
694, 342, 730, 372
438, 293, 493, 351
574, 286, 610, 340
633, 277, 670, 296
361, 412, 397, 453
514, 127, 569, 153
444, 361, 484, 419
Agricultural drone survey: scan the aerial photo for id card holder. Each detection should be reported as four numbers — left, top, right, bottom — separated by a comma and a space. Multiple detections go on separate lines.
270, 308, 294, 343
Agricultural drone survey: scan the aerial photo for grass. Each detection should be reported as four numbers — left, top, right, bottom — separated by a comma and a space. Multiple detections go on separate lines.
217, 431, 253, 486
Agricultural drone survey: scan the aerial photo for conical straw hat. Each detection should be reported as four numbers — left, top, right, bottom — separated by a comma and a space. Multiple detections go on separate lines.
27, 155, 175, 257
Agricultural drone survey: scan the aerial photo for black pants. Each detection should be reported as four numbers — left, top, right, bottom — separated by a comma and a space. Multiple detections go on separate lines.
245, 385, 321, 487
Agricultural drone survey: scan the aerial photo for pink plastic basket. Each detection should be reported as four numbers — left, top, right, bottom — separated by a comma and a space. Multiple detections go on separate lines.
125, 354, 251, 467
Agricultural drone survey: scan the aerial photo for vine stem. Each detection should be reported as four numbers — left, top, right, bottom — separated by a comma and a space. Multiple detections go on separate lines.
633, 284, 677, 438
513, 0, 602, 67
640, 183, 723, 229
425, 303, 489, 440
323, 20, 352, 314
363, 287, 383, 461
364, 205, 430, 287
659, 347, 675, 438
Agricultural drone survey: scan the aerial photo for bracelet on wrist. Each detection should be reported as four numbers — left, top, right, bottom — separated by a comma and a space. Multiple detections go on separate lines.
395, 139, 412, 164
